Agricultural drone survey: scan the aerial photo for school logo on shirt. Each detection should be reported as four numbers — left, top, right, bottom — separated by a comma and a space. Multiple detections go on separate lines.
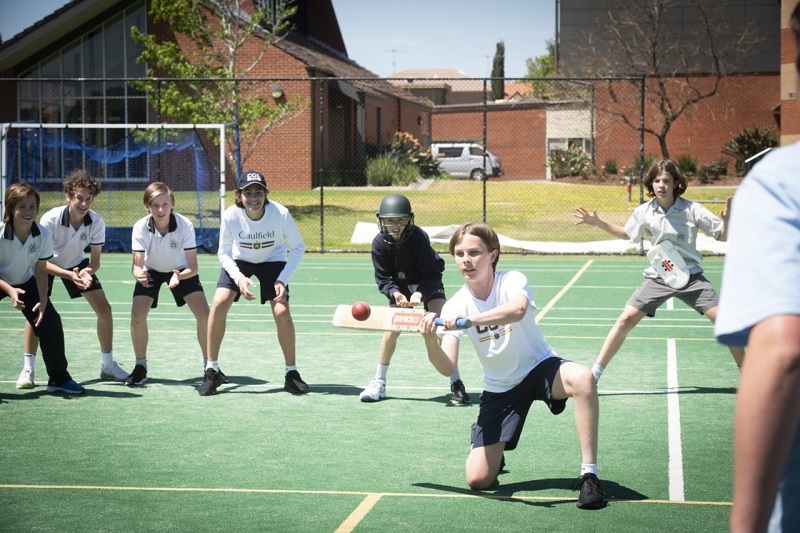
170, 241, 178, 249
28, 244, 37, 254
478, 324, 511, 342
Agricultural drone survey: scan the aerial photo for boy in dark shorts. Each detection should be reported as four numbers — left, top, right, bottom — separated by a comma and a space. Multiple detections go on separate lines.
17, 169, 125, 388
126, 182, 210, 386
200, 170, 307, 396
419, 222, 605, 509
360, 194, 469, 403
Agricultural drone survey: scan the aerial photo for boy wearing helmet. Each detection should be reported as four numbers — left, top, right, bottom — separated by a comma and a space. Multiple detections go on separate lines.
360, 193, 470, 403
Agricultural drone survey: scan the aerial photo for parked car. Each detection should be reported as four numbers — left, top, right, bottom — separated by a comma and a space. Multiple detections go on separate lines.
430, 143, 503, 181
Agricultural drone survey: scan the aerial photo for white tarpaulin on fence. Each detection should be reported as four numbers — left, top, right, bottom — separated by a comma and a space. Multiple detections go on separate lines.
350, 222, 727, 255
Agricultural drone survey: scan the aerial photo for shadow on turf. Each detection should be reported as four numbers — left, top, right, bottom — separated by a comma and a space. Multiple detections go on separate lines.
0, 388, 142, 400
415, 478, 646, 508
600, 386, 737, 396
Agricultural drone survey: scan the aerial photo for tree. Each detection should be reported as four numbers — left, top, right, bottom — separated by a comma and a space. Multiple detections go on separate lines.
490, 41, 505, 101
563, 0, 762, 159
524, 39, 555, 99
131, 0, 307, 173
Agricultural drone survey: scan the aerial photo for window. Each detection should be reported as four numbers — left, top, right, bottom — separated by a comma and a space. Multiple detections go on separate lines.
437, 147, 464, 158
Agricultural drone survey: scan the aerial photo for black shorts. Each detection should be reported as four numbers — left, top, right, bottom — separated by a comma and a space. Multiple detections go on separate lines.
133, 269, 204, 308
216, 260, 288, 304
472, 356, 568, 452
49, 258, 103, 299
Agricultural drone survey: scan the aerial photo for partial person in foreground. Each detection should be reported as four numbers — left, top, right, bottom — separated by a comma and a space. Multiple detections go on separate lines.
360, 193, 470, 403
16, 170, 126, 389
201, 170, 308, 396
574, 159, 744, 381
418, 222, 605, 509
0, 183, 84, 394
715, 4, 800, 531
127, 182, 210, 386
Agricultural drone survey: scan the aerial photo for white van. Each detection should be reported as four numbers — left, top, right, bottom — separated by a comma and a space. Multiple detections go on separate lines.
430, 143, 503, 181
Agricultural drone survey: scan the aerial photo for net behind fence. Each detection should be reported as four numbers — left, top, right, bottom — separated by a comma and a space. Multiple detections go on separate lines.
1, 74, 761, 254
2, 124, 223, 253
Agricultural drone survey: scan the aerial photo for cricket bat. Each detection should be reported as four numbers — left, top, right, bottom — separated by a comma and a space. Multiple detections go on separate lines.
331, 305, 471, 331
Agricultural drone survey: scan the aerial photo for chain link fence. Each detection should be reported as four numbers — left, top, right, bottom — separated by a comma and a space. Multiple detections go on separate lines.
2, 75, 758, 254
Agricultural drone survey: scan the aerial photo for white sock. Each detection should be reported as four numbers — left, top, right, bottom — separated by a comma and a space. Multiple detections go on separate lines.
376, 363, 389, 380
591, 363, 605, 382
23, 353, 35, 371
449, 368, 461, 383
581, 463, 598, 476
285, 365, 297, 373
136, 358, 147, 369
101, 351, 114, 367
206, 360, 219, 371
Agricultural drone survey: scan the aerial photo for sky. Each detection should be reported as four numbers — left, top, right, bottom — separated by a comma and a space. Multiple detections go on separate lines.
0, 0, 556, 78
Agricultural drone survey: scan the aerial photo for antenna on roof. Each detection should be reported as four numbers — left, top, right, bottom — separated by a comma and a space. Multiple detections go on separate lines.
386, 49, 399, 74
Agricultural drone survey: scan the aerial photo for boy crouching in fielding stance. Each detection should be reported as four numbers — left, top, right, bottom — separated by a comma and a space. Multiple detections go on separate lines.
200, 170, 307, 396
126, 182, 210, 386
16, 170, 126, 389
418, 222, 605, 509
1, 184, 85, 394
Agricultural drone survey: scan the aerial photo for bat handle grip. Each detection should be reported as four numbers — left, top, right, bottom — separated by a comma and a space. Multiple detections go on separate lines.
433, 317, 472, 329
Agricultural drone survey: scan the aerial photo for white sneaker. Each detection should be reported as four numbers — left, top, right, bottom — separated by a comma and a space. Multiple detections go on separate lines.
16, 368, 35, 389
100, 361, 130, 381
359, 377, 386, 402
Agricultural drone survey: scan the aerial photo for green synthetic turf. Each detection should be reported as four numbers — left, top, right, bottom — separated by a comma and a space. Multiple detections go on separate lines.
0, 254, 736, 532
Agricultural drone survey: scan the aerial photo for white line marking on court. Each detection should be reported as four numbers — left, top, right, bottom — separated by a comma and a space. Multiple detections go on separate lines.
667, 337, 686, 501
535, 260, 593, 323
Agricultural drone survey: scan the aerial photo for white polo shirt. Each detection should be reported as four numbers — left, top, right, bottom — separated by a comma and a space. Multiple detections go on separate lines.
131, 213, 197, 272
0, 221, 54, 285
38, 205, 105, 269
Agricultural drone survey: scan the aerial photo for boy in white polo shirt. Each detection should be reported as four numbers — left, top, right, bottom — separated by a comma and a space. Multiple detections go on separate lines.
200, 170, 307, 396
1, 183, 84, 394
125, 182, 210, 386
15, 169, 127, 389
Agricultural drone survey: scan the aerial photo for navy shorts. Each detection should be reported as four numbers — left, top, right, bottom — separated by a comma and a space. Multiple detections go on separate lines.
49, 258, 103, 299
216, 260, 288, 304
133, 269, 204, 308
472, 356, 568, 452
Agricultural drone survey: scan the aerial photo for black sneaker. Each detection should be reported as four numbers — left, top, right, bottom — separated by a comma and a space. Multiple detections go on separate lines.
450, 379, 471, 403
203, 360, 229, 384
198, 368, 224, 396
284, 370, 309, 394
124, 364, 148, 386
573, 473, 606, 509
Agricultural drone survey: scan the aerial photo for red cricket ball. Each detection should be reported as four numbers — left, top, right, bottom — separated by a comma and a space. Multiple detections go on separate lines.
351, 301, 371, 321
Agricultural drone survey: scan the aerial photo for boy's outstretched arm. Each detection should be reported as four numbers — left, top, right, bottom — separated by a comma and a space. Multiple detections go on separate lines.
574, 207, 628, 240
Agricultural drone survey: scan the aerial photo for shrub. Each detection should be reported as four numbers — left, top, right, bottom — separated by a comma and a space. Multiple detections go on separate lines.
603, 159, 618, 175
676, 155, 697, 177
722, 126, 779, 176
366, 155, 418, 186
548, 146, 591, 179
697, 160, 728, 184
390, 131, 440, 179
632, 153, 656, 173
